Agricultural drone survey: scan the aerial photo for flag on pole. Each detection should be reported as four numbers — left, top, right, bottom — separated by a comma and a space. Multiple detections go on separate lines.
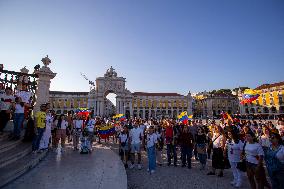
177, 111, 192, 124
240, 89, 260, 104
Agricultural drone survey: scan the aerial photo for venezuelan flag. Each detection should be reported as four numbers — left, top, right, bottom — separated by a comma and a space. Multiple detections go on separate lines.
98, 124, 115, 139
178, 111, 192, 124
112, 114, 126, 121
240, 89, 260, 104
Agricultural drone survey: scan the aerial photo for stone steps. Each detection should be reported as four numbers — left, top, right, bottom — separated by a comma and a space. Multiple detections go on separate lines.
0, 131, 48, 188
0, 139, 22, 154
0, 150, 48, 188
0, 142, 31, 169
0, 132, 10, 142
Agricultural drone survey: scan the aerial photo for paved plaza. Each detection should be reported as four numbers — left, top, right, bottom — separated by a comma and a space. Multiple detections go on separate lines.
3, 143, 127, 189
1, 139, 253, 189
106, 141, 251, 189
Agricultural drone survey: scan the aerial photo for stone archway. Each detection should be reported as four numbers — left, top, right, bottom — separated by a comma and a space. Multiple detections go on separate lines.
88, 67, 132, 117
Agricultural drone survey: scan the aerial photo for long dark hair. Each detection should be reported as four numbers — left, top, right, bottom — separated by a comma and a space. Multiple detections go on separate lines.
57, 114, 64, 127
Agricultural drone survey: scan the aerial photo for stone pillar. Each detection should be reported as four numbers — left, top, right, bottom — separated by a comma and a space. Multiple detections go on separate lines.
116, 98, 120, 114
143, 109, 145, 119
122, 101, 125, 114
94, 100, 97, 115
129, 101, 133, 117
34, 55, 56, 113
100, 101, 104, 116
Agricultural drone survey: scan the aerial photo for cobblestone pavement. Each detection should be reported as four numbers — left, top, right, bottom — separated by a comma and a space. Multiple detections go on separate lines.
3, 143, 126, 189
104, 140, 250, 189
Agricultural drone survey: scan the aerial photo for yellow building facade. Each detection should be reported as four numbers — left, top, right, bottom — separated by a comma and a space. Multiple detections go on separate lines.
238, 81, 284, 116
49, 91, 89, 114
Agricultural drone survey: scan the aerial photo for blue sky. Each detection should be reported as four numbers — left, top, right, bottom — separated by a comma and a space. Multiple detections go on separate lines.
1, 0, 283, 96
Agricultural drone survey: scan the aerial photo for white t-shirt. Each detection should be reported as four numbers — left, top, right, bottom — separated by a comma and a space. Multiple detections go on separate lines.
15, 91, 32, 104
245, 143, 264, 164
147, 133, 157, 148
227, 140, 243, 162
156, 132, 161, 140
86, 119, 95, 132
119, 133, 128, 143
259, 136, 271, 148
55, 120, 68, 129
14, 103, 24, 113
73, 120, 83, 129
212, 133, 223, 148
0, 94, 15, 111
45, 114, 53, 130
276, 145, 284, 163
130, 127, 143, 144
139, 124, 146, 132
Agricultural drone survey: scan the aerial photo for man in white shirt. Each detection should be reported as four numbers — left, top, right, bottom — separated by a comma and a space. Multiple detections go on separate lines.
0, 87, 15, 134
129, 121, 144, 169
86, 115, 96, 150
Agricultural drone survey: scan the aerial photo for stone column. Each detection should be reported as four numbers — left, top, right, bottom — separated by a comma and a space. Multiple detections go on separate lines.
143, 109, 145, 119
129, 101, 133, 117
94, 100, 97, 115
34, 55, 56, 113
100, 101, 104, 116
116, 98, 120, 114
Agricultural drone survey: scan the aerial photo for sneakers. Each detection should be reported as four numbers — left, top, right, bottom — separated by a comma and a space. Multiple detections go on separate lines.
137, 164, 142, 170
234, 181, 242, 188
130, 164, 135, 169
235, 183, 241, 188
150, 170, 155, 174
207, 172, 215, 175
230, 181, 236, 186
147, 168, 150, 172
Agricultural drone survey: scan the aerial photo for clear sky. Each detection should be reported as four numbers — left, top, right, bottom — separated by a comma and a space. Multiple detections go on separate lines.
1, 0, 283, 96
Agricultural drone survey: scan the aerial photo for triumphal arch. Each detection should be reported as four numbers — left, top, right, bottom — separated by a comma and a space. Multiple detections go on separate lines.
88, 67, 193, 118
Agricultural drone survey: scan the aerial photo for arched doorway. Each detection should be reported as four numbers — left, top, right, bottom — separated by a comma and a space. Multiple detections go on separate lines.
105, 92, 116, 117
89, 67, 130, 117
280, 106, 284, 113
263, 107, 269, 114
271, 106, 277, 114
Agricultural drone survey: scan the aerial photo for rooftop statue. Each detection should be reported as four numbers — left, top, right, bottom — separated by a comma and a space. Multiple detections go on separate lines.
104, 66, 117, 77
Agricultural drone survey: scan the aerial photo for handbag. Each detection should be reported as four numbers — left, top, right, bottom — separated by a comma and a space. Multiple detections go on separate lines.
237, 142, 247, 172
196, 143, 206, 154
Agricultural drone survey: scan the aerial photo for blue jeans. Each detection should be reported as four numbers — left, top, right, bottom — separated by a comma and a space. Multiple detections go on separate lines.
166, 144, 177, 165
181, 146, 193, 167
13, 113, 24, 137
198, 153, 207, 165
32, 128, 45, 151
147, 146, 156, 171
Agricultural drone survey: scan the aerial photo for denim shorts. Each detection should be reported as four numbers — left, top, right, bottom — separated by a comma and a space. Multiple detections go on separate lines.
131, 143, 141, 153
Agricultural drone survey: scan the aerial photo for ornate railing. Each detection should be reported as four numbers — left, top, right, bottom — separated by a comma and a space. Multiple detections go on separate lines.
0, 68, 39, 106
0, 69, 38, 93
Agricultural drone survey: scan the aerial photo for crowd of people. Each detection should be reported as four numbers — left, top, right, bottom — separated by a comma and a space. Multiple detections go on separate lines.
1, 86, 284, 189
116, 117, 284, 189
